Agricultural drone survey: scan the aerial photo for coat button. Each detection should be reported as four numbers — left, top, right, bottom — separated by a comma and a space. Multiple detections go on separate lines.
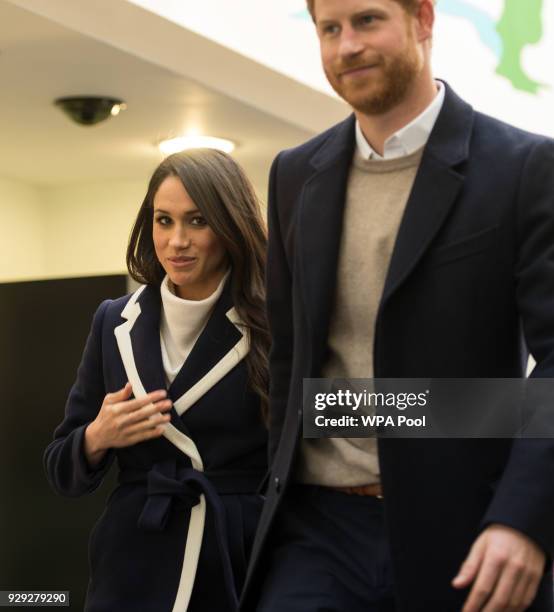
274, 476, 281, 493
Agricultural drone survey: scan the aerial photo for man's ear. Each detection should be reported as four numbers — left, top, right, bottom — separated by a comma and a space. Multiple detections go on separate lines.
416, 0, 435, 43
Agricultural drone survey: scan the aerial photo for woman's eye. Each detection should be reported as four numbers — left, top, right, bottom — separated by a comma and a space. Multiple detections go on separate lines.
190, 216, 207, 226
155, 216, 172, 226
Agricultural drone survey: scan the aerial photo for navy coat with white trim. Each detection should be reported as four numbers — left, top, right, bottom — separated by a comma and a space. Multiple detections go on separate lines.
45, 281, 267, 612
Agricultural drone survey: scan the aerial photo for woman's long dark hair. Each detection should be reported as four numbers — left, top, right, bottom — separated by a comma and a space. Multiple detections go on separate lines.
127, 149, 269, 413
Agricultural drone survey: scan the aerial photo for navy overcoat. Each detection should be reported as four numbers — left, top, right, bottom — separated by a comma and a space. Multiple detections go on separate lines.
45, 281, 267, 612
241, 83, 554, 610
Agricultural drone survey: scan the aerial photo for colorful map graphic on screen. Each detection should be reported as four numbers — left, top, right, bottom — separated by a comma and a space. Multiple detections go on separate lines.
440, 0, 545, 94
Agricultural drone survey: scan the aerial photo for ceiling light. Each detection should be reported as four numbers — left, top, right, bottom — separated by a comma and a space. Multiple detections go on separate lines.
159, 135, 235, 155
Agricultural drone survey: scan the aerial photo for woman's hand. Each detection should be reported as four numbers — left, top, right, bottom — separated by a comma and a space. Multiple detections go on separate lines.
84, 383, 172, 468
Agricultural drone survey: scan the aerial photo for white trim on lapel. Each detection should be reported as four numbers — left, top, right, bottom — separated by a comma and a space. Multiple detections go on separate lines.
113, 289, 249, 612
114, 289, 249, 417
113, 285, 147, 395
173, 306, 250, 416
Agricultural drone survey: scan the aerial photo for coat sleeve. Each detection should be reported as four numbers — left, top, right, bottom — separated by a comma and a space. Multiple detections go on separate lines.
44, 300, 116, 497
266, 153, 295, 461
482, 138, 554, 557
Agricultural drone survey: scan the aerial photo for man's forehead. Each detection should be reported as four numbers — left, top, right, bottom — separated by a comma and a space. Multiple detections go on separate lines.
314, 0, 399, 21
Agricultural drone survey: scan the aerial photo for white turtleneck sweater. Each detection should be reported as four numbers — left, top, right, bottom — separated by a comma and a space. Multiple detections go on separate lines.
159, 271, 230, 385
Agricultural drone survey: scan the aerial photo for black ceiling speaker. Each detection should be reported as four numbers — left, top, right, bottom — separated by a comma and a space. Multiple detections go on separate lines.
54, 96, 126, 126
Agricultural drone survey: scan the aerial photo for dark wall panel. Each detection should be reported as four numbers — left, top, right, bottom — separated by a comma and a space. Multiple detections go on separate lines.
0, 275, 127, 610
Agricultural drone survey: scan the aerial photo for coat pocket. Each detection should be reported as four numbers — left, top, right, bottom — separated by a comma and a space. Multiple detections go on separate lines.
424, 225, 499, 269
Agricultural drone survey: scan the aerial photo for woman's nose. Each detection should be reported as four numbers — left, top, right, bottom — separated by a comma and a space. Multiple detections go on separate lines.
169, 227, 191, 249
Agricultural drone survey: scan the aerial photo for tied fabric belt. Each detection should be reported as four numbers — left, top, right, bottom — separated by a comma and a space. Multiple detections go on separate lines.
119, 461, 264, 611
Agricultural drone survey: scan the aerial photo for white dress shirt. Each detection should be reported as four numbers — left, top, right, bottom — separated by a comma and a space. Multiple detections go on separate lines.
355, 81, 445, 160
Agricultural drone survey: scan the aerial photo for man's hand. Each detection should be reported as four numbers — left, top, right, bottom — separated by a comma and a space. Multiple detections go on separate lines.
452, 524, 545, 612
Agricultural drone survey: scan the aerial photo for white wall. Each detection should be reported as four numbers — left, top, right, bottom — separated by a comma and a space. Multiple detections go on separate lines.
41, 180, 146, 279
0, 176, 44, 281
0, 176, 148, 283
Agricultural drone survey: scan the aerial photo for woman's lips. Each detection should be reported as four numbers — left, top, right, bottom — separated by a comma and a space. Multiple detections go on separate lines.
168, 256, 196, 268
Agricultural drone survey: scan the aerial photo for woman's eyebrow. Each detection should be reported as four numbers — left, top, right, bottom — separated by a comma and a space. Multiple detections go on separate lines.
153, 207, 200, 215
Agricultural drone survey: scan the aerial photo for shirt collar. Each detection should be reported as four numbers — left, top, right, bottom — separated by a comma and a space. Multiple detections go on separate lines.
355, 81, 445, 161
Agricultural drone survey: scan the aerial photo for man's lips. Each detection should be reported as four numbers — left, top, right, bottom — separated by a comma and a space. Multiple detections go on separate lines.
340, 64, 380, 78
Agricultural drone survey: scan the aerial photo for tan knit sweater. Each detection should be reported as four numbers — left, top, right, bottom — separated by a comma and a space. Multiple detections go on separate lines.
296, 147, 424, 486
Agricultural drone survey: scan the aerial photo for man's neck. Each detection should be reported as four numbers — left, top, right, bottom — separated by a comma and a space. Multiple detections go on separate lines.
356, 76, 438, 157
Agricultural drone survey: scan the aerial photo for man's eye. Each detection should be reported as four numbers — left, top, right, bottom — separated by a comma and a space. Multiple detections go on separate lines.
359, 14, 376, 25
321, 24, 340, 35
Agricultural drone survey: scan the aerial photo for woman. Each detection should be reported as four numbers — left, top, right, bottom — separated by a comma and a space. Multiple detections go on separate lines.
44, 149, 269, 611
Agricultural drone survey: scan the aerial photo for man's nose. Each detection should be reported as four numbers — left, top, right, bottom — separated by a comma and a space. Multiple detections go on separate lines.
338, 25, 365, 58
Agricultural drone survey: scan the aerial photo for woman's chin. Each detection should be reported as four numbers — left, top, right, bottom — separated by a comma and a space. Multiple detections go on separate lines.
167, 271, 194, 293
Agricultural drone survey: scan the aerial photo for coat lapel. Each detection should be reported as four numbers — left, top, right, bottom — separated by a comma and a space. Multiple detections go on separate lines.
380, 83, 473, 304
114, 284, 189, 439
130, 284, 167, 392
168, 281, 248, 416
298, 116, 356, 372
114, 280, 249, 426
114, 284, 166, 396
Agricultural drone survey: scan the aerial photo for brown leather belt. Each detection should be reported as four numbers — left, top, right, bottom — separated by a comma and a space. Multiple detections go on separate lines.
333, 483, 383, 498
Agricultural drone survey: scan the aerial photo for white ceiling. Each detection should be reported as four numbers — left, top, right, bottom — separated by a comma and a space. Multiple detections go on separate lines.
0, 0, 316, 191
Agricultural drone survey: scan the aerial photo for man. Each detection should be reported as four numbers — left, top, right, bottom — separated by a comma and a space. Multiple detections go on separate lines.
241, 0, 554, 610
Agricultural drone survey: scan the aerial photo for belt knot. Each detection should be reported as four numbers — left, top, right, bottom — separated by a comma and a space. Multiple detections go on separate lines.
138, 460, 201, 531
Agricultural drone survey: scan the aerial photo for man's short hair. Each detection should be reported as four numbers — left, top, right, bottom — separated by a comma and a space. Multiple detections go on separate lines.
306, 0, 429, 21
